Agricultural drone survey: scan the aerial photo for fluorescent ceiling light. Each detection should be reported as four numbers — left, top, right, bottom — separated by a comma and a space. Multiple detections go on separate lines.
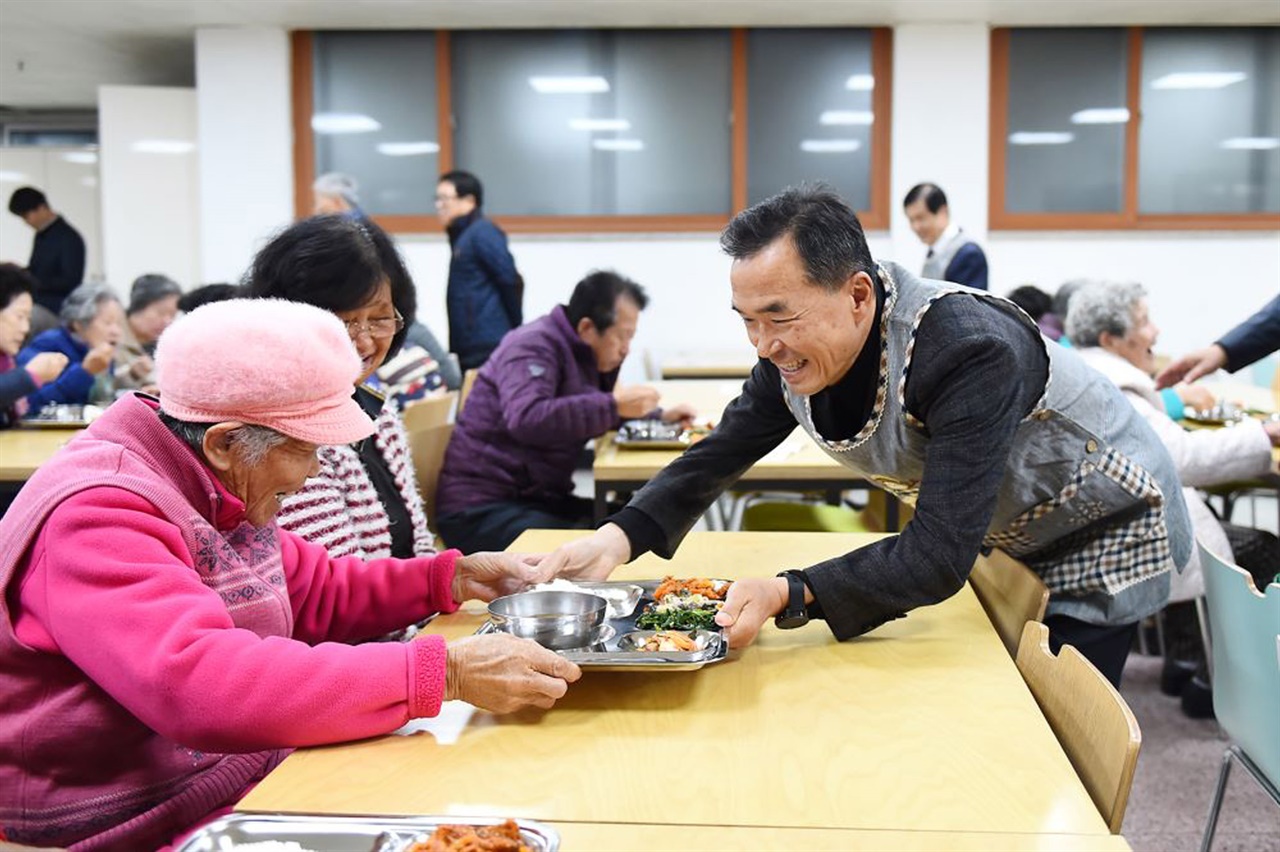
800, 139, 861, 153
1070, 108, 1130, 125
1220, 136, 1280, 150
62, 151, 99, 164
529, 76, 609, 94
569, 118, 631, 132
131, 139, 195, 154
311, 112, 381, 134
819, 110, 874, 126
0, 170, 29, 182
376, 141, 440, 156
592, 139, 644, 152
845, 74, 875, 91
1151, 72, 1246, 90
1008, 132, 1075, 145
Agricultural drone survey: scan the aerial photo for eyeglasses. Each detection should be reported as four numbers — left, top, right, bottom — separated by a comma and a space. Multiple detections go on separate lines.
343, 310, 404, 340
434, 193, 458, 204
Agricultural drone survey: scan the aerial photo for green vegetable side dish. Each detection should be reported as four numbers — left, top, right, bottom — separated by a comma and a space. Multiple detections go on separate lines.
636, 606, 720, 631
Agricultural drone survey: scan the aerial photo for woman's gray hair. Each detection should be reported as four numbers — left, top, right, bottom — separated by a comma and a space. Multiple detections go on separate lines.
1064, 281, 1148, 347
313, 172, 360, 208
157, 411, 289, 466
59, 283, 120, 327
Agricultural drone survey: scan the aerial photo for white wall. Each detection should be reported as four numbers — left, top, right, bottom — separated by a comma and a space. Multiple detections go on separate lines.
192, 24, 1280, 386
0, 146, 104, 282
196, 28, 294, 285
99, 85, 200, 291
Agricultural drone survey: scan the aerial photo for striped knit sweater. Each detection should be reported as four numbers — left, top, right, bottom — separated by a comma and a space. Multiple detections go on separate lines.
277, 395, 435, 559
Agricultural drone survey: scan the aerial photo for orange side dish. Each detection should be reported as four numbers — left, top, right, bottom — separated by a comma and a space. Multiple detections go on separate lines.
406, 819, 532, 852
654, 576, 729, 601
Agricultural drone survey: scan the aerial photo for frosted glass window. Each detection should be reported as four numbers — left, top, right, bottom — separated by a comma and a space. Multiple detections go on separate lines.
747, 29, 874, 210
1004, 29, 1128, 213
1139, 28, 1280, 214
312, 32, 439, 216
451, 30, 732, 216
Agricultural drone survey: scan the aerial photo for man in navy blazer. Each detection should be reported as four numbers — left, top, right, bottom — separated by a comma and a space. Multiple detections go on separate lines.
904, 183, 988, 291
1156, 294, 1280, 388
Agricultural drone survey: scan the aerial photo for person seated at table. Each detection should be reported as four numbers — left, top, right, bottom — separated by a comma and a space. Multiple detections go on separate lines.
1005, 284, 1063, 341
245, 215, 435, 559
537, 186, 1192, 688
1067, 281, 1280, 716
115, 272, 182, 392
0, 264, 68, 428
16, 282, 123, 412
0, 299, 580, 851
436, 270, 695, 553
178, 281, 241, 313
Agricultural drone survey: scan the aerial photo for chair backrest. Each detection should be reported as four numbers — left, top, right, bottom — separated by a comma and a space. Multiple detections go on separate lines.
405, 422, 454, 537
401, 391, 456, 431
1015, 621, 1141, 834
970, 549, 1050, 657
458, 369, 479, 414
1200, 541, 1280, 789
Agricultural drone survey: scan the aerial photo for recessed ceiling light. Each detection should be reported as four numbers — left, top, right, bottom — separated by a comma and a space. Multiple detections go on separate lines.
800, 139, 861, 153
1151, 72, 1246, 90
376, 141, 440, 156
569, 118, 632, 132
311, 112, 381, 134
1008, 132, 1075, 145
1220, 137, 1280, 150
819, 110, 874, 126
592, 139, 644, 152
1070, 108, 1130, 125
529, 76, 610, 94
845, 74, 875, 91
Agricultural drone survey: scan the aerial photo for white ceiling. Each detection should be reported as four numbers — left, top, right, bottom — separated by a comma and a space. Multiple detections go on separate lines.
2, 0, 1278, 109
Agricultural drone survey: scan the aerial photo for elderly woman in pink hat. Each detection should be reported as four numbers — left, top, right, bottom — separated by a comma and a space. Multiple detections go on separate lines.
0, 299, 580, 852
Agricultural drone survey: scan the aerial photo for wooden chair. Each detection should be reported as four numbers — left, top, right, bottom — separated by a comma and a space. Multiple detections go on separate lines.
401, 391, 456, 431
405, 422, 454, 539
970, 548, 1050, 657
1015, 621, 1141, 834
1199, 542, 1280, 852
458, 369, 479, 415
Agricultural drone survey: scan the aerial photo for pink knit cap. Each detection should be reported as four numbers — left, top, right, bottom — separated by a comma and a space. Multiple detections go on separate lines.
154, 298, 375, 445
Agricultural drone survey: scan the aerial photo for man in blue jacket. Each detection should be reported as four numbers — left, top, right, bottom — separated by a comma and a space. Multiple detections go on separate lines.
903, 183, 988, 291
434, 270, 693, 553
436, 171, 524, 370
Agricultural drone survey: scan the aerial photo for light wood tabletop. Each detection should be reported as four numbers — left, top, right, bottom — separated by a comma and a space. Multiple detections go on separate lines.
659, 349, 758, 380
0, 427, 81, 481
238, 530, 1112, 842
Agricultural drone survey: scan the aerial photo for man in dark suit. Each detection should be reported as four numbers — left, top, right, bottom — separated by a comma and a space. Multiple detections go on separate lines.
1156, 294, 1280, 388
8, 186, 86, 315
903, 182, 988, 290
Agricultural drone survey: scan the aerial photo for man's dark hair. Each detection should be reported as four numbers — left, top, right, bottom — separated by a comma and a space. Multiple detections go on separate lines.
903, 182, 948, 214
178, 283, 241, 313
8, 186, 48, 216
244, 215, 416, 356
567, 270, 648, 332
1005, 285, 1053, 322
0, 262, 37, 310
439, 170, 483, 207
720, 184, 876, 292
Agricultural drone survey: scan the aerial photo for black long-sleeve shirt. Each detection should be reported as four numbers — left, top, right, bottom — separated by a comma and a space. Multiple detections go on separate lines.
610, 288, 1049, 639
28, 216, 86, 314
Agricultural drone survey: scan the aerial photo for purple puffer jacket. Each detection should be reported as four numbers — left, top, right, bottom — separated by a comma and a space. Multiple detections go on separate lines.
436, 305, 620, 514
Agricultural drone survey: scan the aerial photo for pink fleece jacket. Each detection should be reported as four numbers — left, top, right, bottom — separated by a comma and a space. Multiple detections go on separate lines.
0, 394, 459, 851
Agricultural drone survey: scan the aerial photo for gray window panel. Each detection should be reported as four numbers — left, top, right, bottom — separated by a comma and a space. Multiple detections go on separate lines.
313, 32, 439, 216
451, 30, 732, 217
747, 29, 874, 211
1139, 28, 1279, 214
1005, 29, 1128, 213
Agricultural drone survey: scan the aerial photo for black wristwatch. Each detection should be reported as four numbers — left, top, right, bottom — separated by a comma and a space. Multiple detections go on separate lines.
774, 570, 810, 630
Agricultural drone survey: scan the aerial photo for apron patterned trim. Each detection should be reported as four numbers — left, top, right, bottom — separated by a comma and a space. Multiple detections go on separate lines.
983, 448, 1172, 596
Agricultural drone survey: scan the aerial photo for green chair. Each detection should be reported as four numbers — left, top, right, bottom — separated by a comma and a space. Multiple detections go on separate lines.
1199, 542, 1280, 852
740, 498, 876, 533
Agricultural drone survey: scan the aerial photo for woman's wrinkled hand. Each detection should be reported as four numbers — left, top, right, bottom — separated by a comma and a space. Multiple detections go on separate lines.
452, 551, 544, 603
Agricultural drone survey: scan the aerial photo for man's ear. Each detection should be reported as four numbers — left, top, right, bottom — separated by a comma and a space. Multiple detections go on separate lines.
846, 271, 876, 317
576, 316, 597, 340
202, 422, 245, 472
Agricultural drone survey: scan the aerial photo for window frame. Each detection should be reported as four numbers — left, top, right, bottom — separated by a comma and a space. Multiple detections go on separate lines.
291, 28, 893, 234
989, 26, 1280, 231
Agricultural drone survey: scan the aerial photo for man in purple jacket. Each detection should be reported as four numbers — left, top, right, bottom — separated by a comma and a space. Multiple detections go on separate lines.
435, 271, 694, 552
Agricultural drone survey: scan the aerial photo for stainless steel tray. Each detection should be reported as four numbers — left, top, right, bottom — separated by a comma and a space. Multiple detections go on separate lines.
175, 812, 559, 851
478, 580, 730, 672
19, 403, 98, 428
613, 419, 710, 450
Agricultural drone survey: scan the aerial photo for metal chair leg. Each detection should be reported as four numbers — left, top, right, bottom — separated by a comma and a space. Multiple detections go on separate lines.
1200, 747, 1237, 852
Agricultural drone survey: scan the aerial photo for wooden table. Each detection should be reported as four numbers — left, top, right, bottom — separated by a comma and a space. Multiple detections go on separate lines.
659, 349, 758, 380
0, 427, 80, 482
598, 380, 899, 527
238, 530, 1120, 849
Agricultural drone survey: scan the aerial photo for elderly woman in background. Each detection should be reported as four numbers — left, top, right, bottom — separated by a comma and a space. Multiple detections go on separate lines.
1067, 281, 1279, 716
0, 299, 578, 851
16, 281, 122, 411
116, 272, 182, 391
246, 216, 443, 559
0, 264, 68, 428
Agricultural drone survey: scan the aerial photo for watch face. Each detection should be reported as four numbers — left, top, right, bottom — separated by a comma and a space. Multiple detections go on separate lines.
775, 612, 810, 630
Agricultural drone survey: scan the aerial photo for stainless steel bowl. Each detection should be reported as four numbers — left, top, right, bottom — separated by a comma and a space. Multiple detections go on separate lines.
487, 590, 608, 650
